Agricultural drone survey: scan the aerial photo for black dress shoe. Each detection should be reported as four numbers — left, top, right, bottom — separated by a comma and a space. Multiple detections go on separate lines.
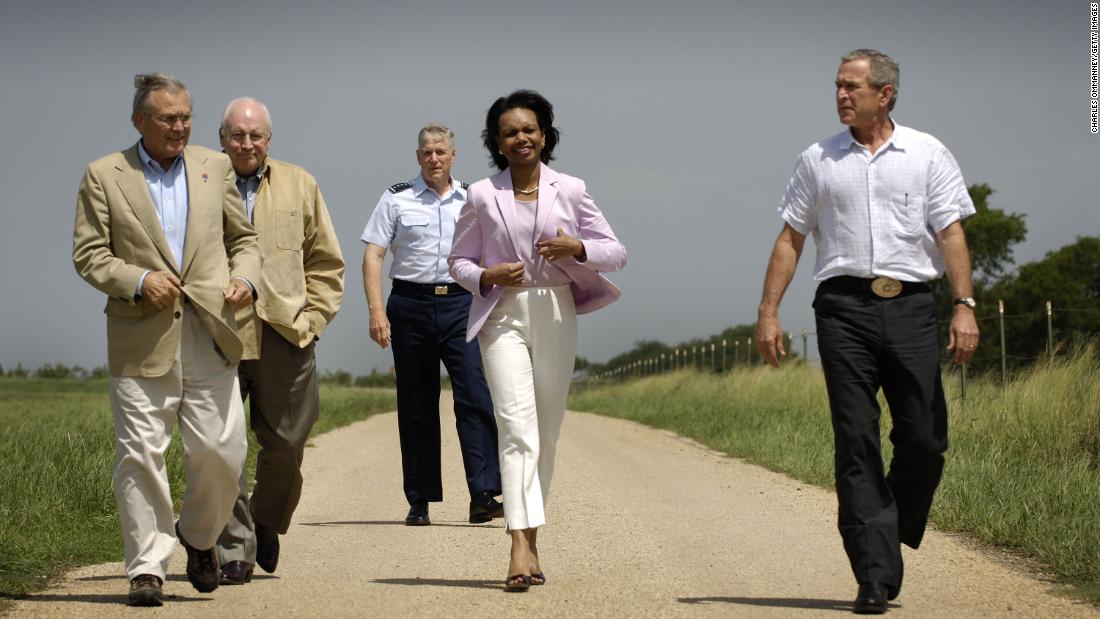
255, 522, 280, 573
853, 582, 889, 614
468, 491, 504, 524
175, 522, 219, 593
127, 574, 164, 607
219, 560, 254, 585
405, 500, 430, 526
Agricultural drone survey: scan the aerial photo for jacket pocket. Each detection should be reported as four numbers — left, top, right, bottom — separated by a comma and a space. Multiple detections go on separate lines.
275, 209, 304, 250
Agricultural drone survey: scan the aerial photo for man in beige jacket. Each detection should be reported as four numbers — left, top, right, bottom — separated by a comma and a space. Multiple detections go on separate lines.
72, 74, 261, 606
213, 97, 345, 585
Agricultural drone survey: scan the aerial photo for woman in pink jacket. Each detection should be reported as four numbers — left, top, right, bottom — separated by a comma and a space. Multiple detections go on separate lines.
448, 90, 627, 591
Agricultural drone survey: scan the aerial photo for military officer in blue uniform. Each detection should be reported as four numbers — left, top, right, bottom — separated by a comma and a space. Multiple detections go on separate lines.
362, 123, 503, 526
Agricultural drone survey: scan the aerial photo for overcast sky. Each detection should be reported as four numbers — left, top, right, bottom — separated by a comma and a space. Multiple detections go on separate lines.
1, 0, 1096, 375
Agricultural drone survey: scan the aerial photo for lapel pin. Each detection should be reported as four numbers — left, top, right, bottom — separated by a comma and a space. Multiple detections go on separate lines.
201, 172, 208, 183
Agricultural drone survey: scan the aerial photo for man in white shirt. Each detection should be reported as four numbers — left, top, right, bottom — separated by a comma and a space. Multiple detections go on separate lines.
755, 49, 980, 614
361, 124, 502, 526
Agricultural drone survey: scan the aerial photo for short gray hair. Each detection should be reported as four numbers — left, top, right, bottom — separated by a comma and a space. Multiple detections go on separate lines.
841, 49, 899, 111
220, 97, 273, 134
417, 123, 454, 149
132, 73, 189, 118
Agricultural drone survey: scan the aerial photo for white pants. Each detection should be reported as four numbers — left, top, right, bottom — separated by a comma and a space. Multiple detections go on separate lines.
109, 306, 247, 579
478, 286, 577, 530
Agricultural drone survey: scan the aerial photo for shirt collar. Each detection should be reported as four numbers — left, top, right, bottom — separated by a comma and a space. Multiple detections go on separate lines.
413, 174, 464, 200
840, 117, 908, 153
234, 158, 269, 184
137, 140, 183, 174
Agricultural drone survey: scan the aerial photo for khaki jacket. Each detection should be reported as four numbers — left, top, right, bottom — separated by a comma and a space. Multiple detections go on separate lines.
235, 158, 344, 359
72, 144, 262, 377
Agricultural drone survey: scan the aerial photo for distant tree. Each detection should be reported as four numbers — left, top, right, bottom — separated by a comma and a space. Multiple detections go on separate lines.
10, 363, 28, 378
90, 365, 110, 380
35, 363, 74, 379
321, 369, 353, 386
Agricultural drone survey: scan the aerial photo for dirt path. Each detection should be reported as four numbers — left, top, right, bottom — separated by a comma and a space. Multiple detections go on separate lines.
10, 396, 1097, 617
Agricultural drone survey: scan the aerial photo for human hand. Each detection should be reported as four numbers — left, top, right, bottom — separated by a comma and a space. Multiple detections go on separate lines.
755, 312, 786, 368
224, 278, 253, 308
141, 271, 182, 310
946, 308, 980, 364
369, 312, 392, 349
536, 228, 584, 262
481, 262, 524, 287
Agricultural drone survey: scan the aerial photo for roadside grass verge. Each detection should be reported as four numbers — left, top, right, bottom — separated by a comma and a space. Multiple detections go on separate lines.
0, 378, 395, 599
569, 344, 1100, 603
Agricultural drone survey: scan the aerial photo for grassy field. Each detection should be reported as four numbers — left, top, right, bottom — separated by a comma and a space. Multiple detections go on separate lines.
569, 344, 1100, 603
0, 378, 395, 599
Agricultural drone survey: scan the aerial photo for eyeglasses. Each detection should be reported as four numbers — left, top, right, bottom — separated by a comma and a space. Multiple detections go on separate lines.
227, 131, 269, 145
153, 113, 193, 126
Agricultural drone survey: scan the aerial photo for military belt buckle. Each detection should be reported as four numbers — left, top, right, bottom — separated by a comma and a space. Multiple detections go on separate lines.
870, 277, 902, 298
434, 285, 449, 296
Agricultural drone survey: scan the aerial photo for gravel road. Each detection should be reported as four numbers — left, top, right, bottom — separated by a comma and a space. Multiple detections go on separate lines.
10, 396, 1097, 617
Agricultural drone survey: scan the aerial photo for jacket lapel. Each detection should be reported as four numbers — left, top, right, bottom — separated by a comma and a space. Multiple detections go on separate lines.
492, 169, 524, 261
116, 146, 179, 274
533, 162, 558, 242
178, 147, 208, 276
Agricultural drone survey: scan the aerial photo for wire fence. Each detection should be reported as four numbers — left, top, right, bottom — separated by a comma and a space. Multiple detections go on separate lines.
575, 302, 1100, 396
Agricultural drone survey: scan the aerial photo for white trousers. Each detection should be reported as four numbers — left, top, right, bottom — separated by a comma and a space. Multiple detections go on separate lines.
478, 286, 577, 530
109, 306, 247, 579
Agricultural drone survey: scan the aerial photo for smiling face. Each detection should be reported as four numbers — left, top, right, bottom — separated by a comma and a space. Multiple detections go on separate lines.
133, 89, 192, 165
219, 100, 271, 177
835, 58, 891, 129
496, 107, 545, 169
416, 135, 455, 188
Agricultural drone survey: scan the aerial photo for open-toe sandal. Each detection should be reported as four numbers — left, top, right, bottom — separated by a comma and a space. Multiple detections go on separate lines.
529, 572, 546, 586
504, 574, 531, 592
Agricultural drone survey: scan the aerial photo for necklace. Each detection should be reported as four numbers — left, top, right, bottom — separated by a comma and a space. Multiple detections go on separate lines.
514, 183, 538, 196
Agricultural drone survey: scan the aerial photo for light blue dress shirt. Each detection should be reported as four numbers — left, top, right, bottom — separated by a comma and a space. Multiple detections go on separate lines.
135, 141, 188, 296
360, 175, 467, 284
234, 160, 267, 223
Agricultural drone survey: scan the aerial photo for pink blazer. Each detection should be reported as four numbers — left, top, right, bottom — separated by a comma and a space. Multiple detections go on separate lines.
448, 163, 627, 342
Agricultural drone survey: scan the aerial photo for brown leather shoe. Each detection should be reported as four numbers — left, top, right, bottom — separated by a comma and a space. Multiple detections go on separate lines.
175, 522, 219, 593
219, 560, 254, 585
127, 574, 164, 606
255, 522, 280, 573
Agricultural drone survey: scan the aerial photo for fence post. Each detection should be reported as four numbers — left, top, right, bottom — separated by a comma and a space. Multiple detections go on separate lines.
735, 340, 740, 367
710, 343, 716, 372
999, 299, 1007, 389
802, 329, 808, 363
721, 339, 727, 372
1046, 301, 1054, 359
746, 337, 753, 365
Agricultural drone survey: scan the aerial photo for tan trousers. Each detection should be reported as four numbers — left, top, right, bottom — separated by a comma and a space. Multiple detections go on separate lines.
110, 306, 247, 579
217, 322, 319, 564
478, 286, 577, 531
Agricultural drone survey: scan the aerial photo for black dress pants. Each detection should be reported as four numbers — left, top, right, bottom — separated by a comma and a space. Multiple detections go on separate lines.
388, 286, 501, 505
813, 277, 948, 594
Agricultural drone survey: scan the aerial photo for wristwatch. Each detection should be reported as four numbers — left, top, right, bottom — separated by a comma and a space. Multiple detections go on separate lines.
954, 297, 977, 309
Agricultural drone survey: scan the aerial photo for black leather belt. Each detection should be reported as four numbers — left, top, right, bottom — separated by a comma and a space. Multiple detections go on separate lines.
823, 276, 931, 298
392, 279, 468, 296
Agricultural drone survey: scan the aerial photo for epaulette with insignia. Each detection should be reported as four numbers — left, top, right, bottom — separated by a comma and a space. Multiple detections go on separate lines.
388, 181, 413, 194
461, 182, 469, 190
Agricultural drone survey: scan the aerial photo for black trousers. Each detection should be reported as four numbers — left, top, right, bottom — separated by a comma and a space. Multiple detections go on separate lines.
388, 286, 501, 505
813, 277, 948, 594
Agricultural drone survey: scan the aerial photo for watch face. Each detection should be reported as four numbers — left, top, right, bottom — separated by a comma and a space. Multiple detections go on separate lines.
956, 297, 976, 308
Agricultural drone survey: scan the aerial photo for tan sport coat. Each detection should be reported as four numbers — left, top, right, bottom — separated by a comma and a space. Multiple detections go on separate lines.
235, 158, 344, 359
73, 144, 262, 377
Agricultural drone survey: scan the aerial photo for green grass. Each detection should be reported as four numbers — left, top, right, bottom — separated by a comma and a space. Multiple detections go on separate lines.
569, 344, 1100, 602
0, 378, 395, 599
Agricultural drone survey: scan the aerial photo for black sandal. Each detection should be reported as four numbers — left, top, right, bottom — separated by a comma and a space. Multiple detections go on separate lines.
504, 574, 531, 592
529, 572, 546, 586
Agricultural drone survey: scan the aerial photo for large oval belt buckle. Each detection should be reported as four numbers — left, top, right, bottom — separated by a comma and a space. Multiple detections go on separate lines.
871, 277, 902, 298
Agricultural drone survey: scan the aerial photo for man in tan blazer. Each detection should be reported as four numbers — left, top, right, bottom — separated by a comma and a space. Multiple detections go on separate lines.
213, 97, 344, 585
72, 74, 261, 607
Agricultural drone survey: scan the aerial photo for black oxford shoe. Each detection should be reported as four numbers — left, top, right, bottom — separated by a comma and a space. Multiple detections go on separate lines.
468, 491, 504, 524
405, 500, 430, 526
127, 574, 164, 607
853, 582, 889, 614
219, 560, 254, 585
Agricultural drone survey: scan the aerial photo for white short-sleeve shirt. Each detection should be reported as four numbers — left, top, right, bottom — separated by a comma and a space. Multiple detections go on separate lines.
361, 175, 468, 284
779, 121, 975, 282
